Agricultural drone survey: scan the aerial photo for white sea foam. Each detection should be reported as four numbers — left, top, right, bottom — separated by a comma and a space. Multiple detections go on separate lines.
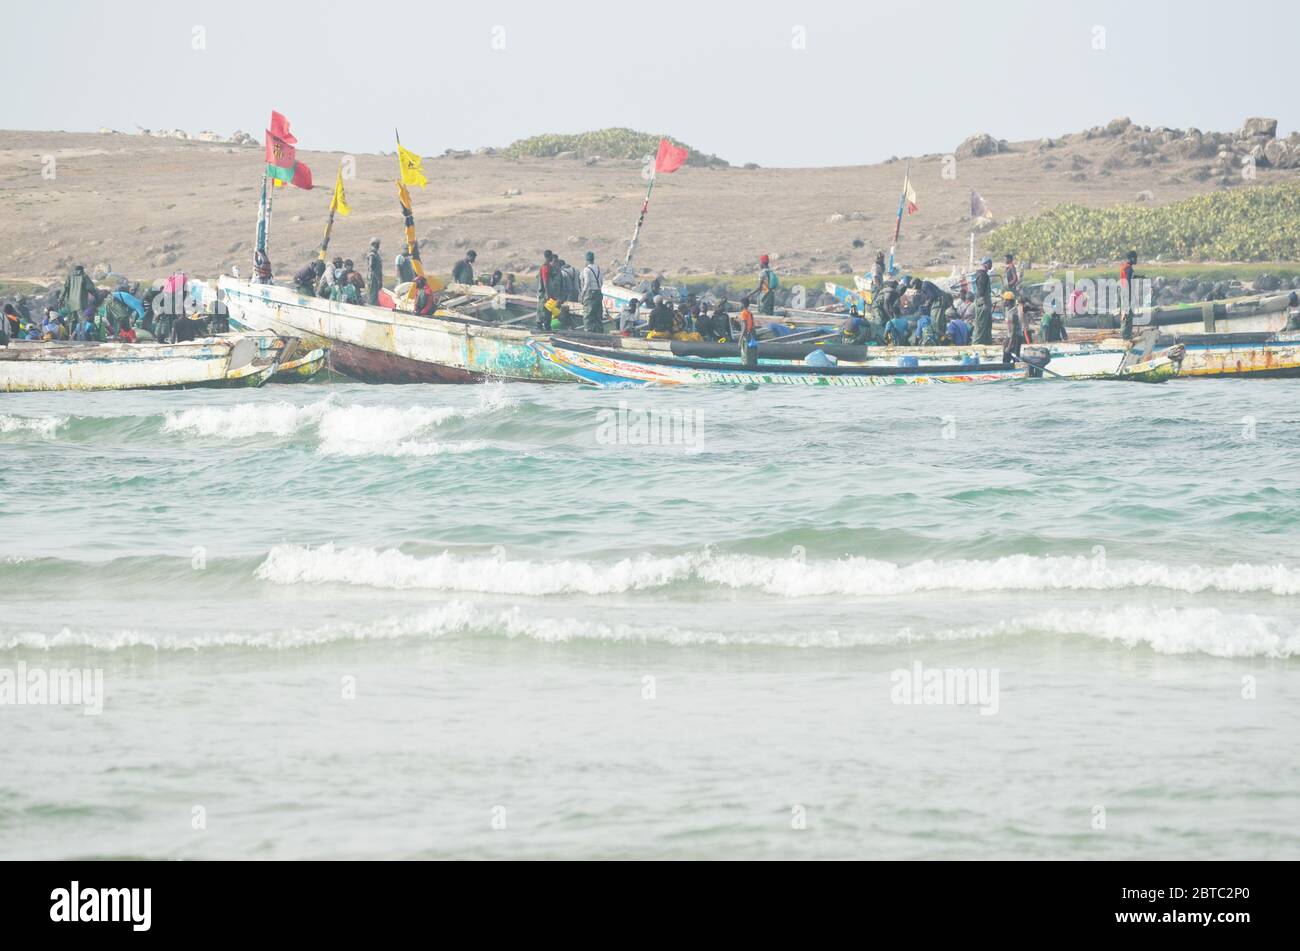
162, 400, 330, 437
256, 543, 697, 594
3, 602, 1294, 657
0, 414, 67, 438
162, 391, 512, 457
254, 544, 1300, 598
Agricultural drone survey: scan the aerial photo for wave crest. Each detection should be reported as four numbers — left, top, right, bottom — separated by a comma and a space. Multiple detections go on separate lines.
254, 544, 1300, 598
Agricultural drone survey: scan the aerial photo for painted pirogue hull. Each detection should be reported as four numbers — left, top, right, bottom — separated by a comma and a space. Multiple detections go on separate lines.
533, 339, 1031, 387
0, 335, 288, 392
1067, 292, 1296, 334
217, 277, 571, 383
271, 347, 328, 383
649, 338, 1139, 379
1167, 331, 1300, 378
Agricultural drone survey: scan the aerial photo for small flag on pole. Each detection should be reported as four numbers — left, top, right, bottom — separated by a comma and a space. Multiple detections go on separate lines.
904, 177, 918, 215
970, 190, 990, 219
397, 143, 428, 188
264, 111, 312, 190
653, 138, 689, 174
330, 166, 351, 216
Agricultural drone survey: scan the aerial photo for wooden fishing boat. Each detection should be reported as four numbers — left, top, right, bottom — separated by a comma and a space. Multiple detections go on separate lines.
531, 337, 1039, 387
271, 345, 328, 383
217, 276, 576, 383
1160, 330, 1300, 379
1066, 291, 1297, 334
0, 333, 292, 393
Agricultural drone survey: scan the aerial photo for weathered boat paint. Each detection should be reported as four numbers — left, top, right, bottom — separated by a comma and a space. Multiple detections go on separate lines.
0, 334, 290, 393
270, 347, 328, 383
1167, 331, 1300, 378
217, 277, 572, 383
532, 338, 1033, 387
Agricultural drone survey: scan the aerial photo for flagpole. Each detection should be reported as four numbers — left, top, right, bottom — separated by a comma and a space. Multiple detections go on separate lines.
255, 170, 269, 260
887, 162, 910, 275
318, 163, 341, 262
622, 172, 656, 274
395, 128, 430, 295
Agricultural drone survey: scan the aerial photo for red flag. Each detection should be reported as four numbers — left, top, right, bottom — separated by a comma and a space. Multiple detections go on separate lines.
290, 161, 313, 190
269, 110, 297, 145
654, 138, 689, 174
265, 131, 297, 169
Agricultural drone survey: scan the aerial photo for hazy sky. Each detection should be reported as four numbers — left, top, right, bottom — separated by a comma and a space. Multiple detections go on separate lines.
8, 0, 1298, 167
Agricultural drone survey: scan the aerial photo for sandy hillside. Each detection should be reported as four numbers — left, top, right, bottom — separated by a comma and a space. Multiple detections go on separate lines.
4, 119, 1299, 286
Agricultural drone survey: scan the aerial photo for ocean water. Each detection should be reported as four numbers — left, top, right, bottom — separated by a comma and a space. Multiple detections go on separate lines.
1, 378, 1298, 859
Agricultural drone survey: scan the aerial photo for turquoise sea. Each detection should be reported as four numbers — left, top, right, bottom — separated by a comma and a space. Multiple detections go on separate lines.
1, 378, 1298, 859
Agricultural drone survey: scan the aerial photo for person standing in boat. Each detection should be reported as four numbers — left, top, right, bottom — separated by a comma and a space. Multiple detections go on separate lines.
756, 255, 779, 316
452, 249, 477, 286
555, 258, 579, 303
1003, 253, 1020, 296
536, 250, 558, 331
738, 296, 759, 366
1002, 293, 1026, 363
59, 264, 96, 320
579, 252, 604, 333
871, 251, 886, 294
972, 257, 994, 344
365, 238, 384, 306
1119, 250, 1138, 340
395, 250, 416, 286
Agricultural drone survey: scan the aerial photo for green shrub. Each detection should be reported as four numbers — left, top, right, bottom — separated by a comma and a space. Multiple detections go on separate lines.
501, 128, 727, 167
986, 181, 1300, 263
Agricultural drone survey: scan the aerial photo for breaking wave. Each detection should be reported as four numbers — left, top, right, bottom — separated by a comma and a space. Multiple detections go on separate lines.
160, 389, 513, 457
0, 414, 66, 438
255, 544, 1300, 598
3, 602, 1295, 658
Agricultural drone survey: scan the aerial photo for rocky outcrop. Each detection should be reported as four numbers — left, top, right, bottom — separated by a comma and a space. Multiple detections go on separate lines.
1240, 117, 1278, 139
955, 133, 1004, 159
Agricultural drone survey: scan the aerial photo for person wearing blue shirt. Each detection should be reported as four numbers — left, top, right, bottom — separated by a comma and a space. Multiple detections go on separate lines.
946, 313, 972, 345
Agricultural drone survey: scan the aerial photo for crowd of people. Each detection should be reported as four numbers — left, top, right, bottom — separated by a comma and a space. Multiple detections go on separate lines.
837, 250, 1077, 362
3, 241, 1162, 363
1, 265, 224, 345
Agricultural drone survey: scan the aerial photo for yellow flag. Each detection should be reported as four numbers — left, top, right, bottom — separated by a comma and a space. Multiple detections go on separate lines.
330, 166, 351, 216
397, 143, 428, 188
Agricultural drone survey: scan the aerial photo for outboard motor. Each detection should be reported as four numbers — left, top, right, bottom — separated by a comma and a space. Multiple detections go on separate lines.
1020, 345, 1052, 379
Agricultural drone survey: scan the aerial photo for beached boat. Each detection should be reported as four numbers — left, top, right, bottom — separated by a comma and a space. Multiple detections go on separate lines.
0, 334, 292, 393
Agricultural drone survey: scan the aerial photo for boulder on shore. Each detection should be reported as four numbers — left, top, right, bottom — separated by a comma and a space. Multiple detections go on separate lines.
955, 133, 1002, 159
1240, 117, 1278, 139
